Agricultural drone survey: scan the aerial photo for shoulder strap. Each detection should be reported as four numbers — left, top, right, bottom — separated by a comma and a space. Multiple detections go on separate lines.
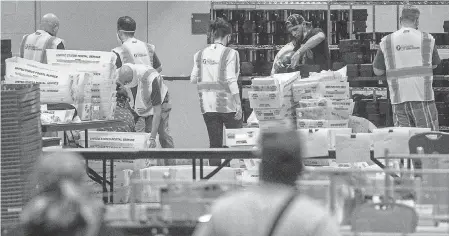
267, 191, 298, 236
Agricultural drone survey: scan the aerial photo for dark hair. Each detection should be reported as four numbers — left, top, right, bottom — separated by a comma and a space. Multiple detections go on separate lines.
209, 17, 232, 39
117, 16, 136, 36
258, 130, 304, 186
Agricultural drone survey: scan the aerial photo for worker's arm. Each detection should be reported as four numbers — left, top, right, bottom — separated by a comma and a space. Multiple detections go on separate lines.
291, 30, 325, 68
373, 49, 386, 76
297, 31, 326, 53
190, 52, 200, 84
149, 77, 163, 141
226, 51, 242, 120
153, 52, 162, 73
432, 46, 441, 69
57, 42, 65, 50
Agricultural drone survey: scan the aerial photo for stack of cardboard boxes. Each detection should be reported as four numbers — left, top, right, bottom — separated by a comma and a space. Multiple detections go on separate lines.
293, 70, 353, 129
248, 72, 300, 131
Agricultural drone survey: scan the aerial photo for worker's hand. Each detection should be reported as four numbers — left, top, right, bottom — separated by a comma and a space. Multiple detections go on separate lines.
149, 139, 157, 148
290, 50, 305, 68
235, 105, 243, 120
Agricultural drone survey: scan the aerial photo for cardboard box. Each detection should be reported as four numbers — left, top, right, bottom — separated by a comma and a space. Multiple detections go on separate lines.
320, 82, 350, 100
248, 91, 284, 108
253, 106, 295, 121
79, 131, 150, 149
297, 119, 329, 129
224, 128, 260, 147
258, 119, 295, 132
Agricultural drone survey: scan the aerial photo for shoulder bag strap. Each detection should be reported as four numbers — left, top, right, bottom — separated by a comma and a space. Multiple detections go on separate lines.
267, 191, 298, 236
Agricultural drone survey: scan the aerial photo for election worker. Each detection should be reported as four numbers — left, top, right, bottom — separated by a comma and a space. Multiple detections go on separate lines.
117, 64, 175, 165
20, 13, 65, 63
272, 14, 329, 74
373, 5, 441, 170
190, 18, 243, 166
112, 16, 162, 73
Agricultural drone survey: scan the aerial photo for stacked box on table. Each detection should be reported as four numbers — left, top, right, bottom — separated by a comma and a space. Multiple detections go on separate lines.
249, 72, 300, 130
1, 84, 42, 226
46, 50, 118, 120
293, 71, 353, 130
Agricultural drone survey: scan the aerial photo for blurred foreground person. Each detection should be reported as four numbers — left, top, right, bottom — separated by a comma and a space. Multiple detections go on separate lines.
20, 13, 65, 63
13, 152, 124, 236
193, 130, 341, 236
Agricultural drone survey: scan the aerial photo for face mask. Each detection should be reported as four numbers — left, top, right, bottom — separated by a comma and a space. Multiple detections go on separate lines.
116, 33, 122, 44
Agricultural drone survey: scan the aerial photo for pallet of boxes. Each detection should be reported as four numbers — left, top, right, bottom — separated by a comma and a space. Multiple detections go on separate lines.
293, 70, 354, 166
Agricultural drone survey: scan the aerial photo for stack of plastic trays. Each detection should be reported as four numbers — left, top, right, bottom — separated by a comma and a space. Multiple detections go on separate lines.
1, 84, 42, 226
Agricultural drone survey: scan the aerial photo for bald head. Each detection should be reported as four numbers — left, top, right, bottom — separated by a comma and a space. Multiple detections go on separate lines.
117, 65, 134, 85
40, 13, 60, 36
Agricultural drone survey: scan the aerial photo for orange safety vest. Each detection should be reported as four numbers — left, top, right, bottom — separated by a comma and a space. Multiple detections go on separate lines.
194, 47, 239, 114
380, 29, 434, 104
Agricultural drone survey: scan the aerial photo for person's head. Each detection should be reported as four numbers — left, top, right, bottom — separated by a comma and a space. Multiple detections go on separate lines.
400, 5, 420, 29
21, 152, 103, 236
257, 129, 304, 186
286, 14, 312, 44
116, 64, 135, 88
209, 17, 232, 46
117, 16, 136, 44
40, 13, 60, 36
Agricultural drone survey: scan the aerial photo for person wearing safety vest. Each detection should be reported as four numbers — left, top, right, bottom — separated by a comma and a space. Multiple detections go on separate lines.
272, 14, 329, 75
20, 13, 65, 63
117, 64, 175, 165
190, 18, 243, 166
373, 5, 441, 170
112, 16, 162, 73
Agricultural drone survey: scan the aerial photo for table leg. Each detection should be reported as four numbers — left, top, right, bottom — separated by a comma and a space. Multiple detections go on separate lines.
63, 132, 67, 146
103, 158, 108, 203
204, 159, 232, 179
110, 159, 114, 203
200, 159, 204, 179
85, 129, 89, 166
192, 158, 196, 180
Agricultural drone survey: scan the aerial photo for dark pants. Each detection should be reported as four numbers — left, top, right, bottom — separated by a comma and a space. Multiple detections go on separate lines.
132, 103, 175, 166
203, 112, 243, 166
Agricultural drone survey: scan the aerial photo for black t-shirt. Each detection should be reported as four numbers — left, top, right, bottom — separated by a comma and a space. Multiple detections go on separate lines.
301, 28, 330, 70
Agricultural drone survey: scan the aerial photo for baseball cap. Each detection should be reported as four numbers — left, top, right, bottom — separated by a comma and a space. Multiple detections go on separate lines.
401, 5, 420, 21
286, 14, 305, 30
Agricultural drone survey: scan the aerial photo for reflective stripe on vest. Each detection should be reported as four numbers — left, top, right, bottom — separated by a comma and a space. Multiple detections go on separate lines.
20, 34, 56, 63
196, 47, 233, 113
120, 41, 154, 66
140, 68, 167, 109
384, 32, 433, 104
41, 36, 56, 63
421, 32, 433, 101
20, 34, 30, 58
